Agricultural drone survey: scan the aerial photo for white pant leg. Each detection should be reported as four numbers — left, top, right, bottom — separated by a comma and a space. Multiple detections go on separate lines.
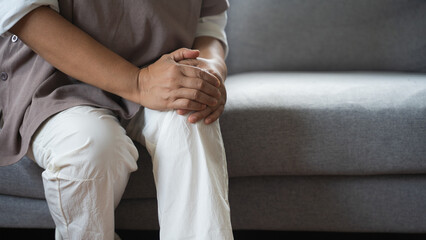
127, 108, 233, 240
29, 106, 138, 240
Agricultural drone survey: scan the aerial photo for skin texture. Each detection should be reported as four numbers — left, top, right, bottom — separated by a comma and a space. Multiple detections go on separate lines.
179, 36, 227, 124
10, 6, 227, 124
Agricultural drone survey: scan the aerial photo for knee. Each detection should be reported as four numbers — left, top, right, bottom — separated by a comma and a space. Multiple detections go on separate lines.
41, 108, 138, 180
143, 109, 224, 156
144, 109, 221, 138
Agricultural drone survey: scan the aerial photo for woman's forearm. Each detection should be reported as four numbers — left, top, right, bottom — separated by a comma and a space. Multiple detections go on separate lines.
192, 36, 227, 81
192, 36, 227, 82
10, 6, 141, 103
193, 36, 226, 63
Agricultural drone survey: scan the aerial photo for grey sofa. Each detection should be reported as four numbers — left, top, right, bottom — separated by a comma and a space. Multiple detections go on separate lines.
1, 0, 426, 234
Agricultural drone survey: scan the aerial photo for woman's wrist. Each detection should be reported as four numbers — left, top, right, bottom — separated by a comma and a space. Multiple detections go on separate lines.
192, 36, 227, 82
212, 58, 227, 82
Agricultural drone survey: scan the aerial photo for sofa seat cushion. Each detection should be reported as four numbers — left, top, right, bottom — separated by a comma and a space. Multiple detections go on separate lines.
0, 146, 158, 200
220, 72, 426, 177
0, 156, 45, 199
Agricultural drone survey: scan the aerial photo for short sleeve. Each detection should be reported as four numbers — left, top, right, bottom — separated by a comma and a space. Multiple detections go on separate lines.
200, 0, 229, 18
0, 0, 59, 37
195, 11, 229, 58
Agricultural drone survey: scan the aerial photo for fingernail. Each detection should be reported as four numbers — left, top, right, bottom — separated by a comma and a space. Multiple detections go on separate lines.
189, 116, 197, 122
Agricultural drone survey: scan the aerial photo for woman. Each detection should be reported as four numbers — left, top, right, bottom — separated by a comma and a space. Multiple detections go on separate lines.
0, 0, 233, 239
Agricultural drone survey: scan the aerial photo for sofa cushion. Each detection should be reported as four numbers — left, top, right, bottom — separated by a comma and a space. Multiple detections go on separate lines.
0, 146, 158, 200
0, 156, 46, 199
226, 0, 426, 74
220, 72, 426, 177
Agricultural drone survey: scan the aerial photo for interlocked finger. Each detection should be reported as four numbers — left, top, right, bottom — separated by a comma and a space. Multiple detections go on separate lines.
179, 64, 221, 88
173, 88, 218, 107
169, 98, 206, 111
178, 77, 221, 99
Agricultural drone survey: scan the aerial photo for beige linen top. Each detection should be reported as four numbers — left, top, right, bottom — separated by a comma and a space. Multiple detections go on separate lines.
0, 0, 229, 166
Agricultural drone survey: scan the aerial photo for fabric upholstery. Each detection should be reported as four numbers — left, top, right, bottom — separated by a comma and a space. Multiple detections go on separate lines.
229, 175, 426, 232
3, 175, 426, 233
0, 195, 54, 228
0, 156, 45, 199
221, 72, 426, 177
225, 0, 426, 74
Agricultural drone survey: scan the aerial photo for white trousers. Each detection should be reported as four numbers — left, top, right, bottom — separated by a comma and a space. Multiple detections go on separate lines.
28, 106, 233, 240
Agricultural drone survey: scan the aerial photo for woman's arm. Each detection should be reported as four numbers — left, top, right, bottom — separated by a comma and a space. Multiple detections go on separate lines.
182, 36, 228, 124
10, 6, 221, 111
10, 6, 141, 103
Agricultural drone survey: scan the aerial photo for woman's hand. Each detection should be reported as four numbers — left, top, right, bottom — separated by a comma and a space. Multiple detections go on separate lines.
177, 57, 227, 124
137, 48, 222, 111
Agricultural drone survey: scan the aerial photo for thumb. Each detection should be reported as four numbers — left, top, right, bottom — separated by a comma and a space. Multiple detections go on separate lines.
169, 48, 200, 62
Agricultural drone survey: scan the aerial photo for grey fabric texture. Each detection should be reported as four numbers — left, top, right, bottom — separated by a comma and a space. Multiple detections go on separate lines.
226, 0, 426, 74
0, 156, 45, 199
0, 195, 54, 228
3, 175, 426, 232
221, 72, 426, 177
229, 175, 426, 232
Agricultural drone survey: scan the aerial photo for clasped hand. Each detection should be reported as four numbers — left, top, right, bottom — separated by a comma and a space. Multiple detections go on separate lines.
137, 48, 227, 124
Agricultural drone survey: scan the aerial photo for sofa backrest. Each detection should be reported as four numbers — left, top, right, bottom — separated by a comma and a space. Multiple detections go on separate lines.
225, 0, 426, 75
